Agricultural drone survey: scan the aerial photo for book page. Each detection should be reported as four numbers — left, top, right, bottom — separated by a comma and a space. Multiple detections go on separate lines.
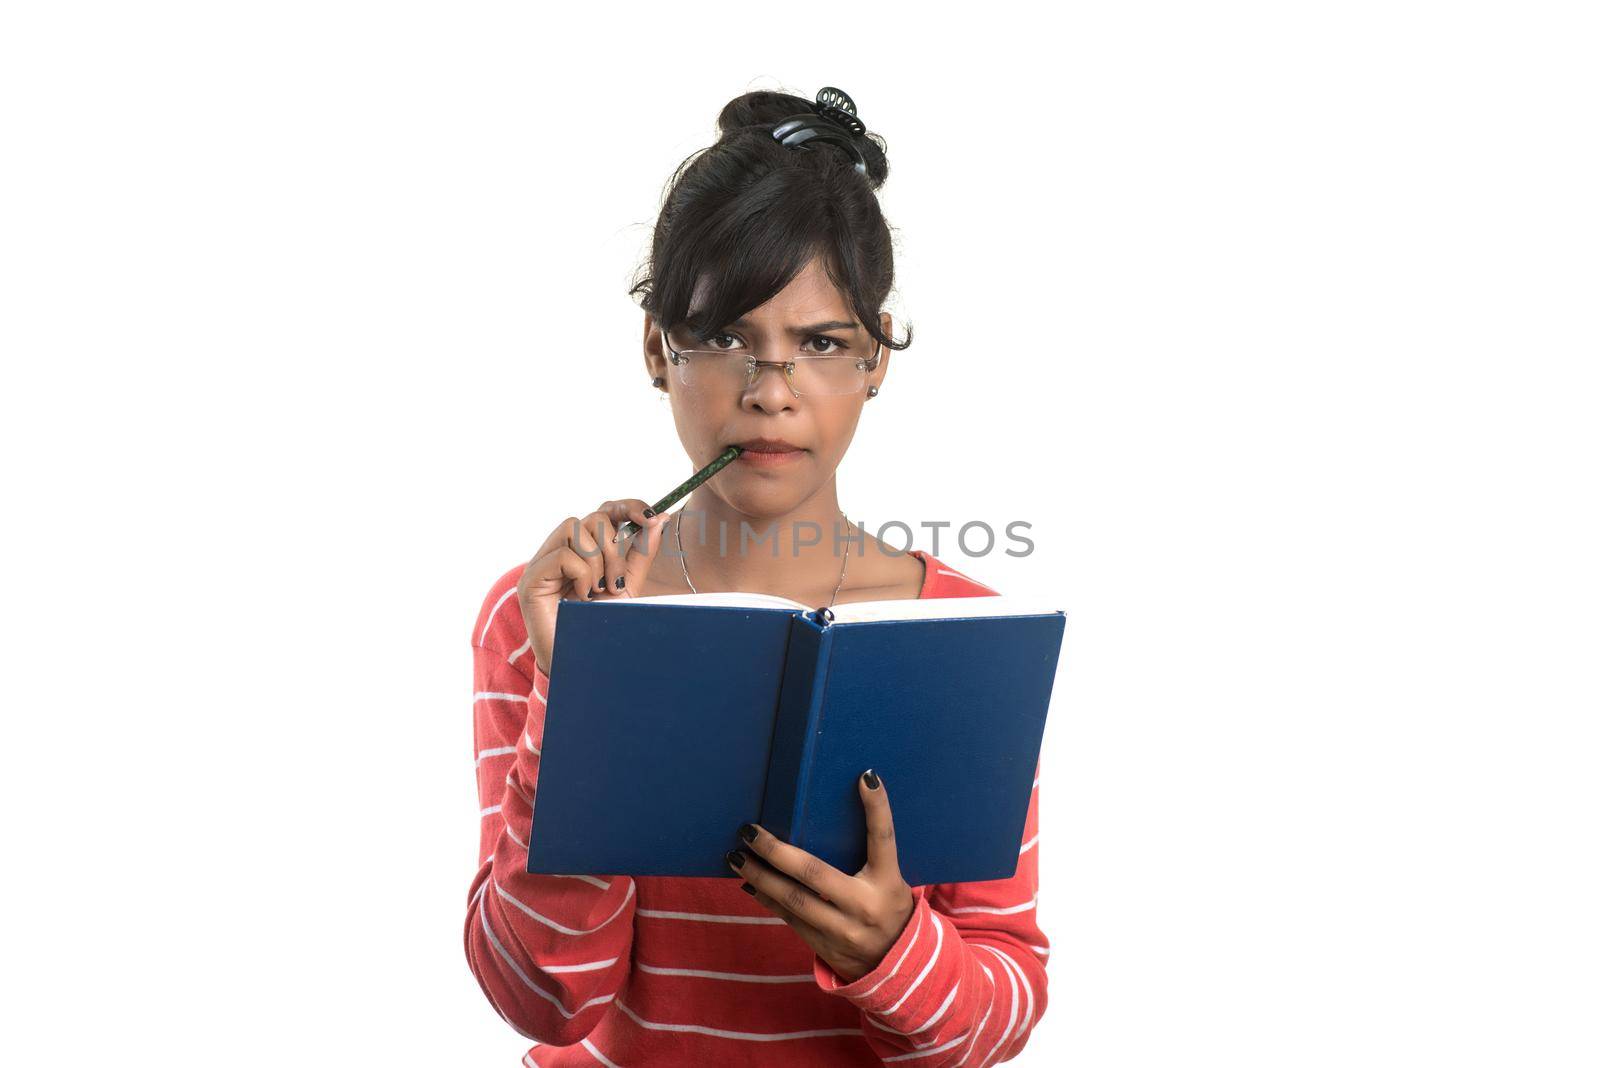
826, 594, 1063, 623
616, 590, 810, 612
592, 591, 1063, 622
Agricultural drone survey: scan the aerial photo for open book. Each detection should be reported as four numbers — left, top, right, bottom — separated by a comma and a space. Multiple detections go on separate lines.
525, 590, 1067, 886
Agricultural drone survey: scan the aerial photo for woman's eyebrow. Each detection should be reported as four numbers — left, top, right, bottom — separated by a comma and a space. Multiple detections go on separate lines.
725, 317, 861, 334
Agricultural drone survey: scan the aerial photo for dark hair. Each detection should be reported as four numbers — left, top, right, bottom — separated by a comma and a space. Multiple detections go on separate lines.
629, 89, 912, 356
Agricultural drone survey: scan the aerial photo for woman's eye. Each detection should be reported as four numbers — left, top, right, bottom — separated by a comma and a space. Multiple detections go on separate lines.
809, 336, 848, 354
706, 333, 741, 350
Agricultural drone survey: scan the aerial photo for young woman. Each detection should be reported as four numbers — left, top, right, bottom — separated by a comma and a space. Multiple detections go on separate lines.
466, 87, 1049, 1066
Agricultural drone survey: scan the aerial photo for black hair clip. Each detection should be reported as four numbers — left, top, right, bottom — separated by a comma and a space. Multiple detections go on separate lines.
771, 86, 869, 176
812, 87, 866, 135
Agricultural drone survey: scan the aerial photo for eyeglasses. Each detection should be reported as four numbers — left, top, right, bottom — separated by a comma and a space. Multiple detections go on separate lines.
661, 327, 883, 398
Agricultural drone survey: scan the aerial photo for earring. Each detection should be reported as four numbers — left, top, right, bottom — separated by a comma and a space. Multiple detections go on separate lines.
866, 386, 879, 398
651, 376, 665, 388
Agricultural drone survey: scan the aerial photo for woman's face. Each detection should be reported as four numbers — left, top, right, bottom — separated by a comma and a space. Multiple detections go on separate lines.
644, 255, 892, 519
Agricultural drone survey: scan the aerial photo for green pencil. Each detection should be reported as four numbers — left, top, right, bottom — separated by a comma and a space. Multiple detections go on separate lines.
612, 445, 745, 544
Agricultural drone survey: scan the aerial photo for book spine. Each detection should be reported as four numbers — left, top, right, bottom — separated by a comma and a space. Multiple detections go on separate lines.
758, 615, 834, 851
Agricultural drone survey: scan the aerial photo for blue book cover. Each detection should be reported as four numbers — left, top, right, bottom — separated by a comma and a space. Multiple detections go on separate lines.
525, 592, 1066, 887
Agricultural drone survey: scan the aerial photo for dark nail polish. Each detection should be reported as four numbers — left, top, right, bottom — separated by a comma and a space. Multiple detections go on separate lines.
725, 849, 745, 869
643, 507, 656, 518
738, 823, 758, 844
740, 882, 757, 895
863, 769, 880, 790
615, 575, 625, 589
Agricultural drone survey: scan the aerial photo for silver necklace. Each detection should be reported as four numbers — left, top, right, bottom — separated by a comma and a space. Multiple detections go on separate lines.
675, 508, 852, 608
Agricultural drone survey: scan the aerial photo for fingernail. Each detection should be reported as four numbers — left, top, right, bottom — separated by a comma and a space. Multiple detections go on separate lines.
724, 849, 745, 869
738, 823, 758, 844
863, 769, 880, 790
740, 882, 757, 895
616, 575, 625, 589
643, 507, 656, 518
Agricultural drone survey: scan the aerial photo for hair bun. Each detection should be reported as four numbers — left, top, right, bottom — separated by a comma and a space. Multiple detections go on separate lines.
715, 90, 814, 137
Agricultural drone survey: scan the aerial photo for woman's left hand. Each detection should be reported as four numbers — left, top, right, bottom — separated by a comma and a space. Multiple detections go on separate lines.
726, 768, 915, 983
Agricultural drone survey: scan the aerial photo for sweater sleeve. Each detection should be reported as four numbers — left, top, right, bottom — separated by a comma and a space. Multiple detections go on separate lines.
812, 759, 1049, 1066
463, 575, 637, 1046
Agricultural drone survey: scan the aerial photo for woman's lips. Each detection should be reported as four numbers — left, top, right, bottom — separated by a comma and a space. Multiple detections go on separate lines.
735, 446, 805, 466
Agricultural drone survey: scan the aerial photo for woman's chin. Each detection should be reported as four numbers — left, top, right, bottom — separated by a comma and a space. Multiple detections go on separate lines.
716, 485, 816, 523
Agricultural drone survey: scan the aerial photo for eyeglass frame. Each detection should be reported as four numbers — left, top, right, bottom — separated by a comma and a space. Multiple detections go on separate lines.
658, 322, 884, 398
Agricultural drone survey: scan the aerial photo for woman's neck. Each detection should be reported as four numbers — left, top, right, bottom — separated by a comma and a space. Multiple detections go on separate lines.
671, 487, 856, 602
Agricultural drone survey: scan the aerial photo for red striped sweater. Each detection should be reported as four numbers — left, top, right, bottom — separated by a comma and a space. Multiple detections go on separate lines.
466, 548, 1050, 1066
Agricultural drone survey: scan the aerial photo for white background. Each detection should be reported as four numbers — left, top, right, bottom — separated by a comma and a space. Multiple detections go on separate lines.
3, 3, 1596, 1065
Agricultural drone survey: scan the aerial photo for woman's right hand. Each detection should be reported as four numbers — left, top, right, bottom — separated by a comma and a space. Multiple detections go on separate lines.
517, 500, 673, 678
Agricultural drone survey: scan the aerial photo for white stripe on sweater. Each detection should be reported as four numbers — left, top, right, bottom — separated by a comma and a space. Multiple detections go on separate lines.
542, 956, 621, 975
971, 942, 1020, 1064
505, 773, 533, 807
479, 587, 519, 647
493, 879, 635, 936
582, 1040, 623, 1068
907, 977, 962, 1037
612, 996, 862, 1042
472, 884, 539, 1043
476, 901, 614, 1020
1005, 949, 1040, 1046
953, 962, 998, 1067
883, 1031, 974, 1062
635, 907, 786, 925
635, 960, 813, 983
944, 894, 1037, 916
869, 975, 961, 1051
550, 873, 612, 891
987, 943, 1036, 1047
877, 908, 945, 1016
841, 902, 927, 1001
